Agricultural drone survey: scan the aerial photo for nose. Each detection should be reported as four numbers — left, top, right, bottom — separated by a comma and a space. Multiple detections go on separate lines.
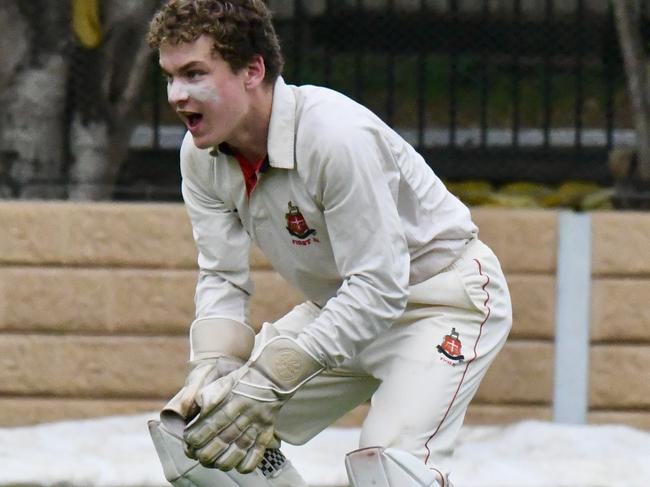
167, 79, 189, 106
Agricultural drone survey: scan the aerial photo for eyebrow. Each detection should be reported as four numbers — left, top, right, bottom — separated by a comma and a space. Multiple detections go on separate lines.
160, 60, 205, 77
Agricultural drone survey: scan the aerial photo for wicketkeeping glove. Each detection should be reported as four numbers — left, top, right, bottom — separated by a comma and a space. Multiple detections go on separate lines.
163, 355, 243, 424
183, 335, 324, 473
160, 317, 255, 425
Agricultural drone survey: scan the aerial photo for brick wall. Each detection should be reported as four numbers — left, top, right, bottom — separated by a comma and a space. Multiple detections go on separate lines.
0, 202, 648, 429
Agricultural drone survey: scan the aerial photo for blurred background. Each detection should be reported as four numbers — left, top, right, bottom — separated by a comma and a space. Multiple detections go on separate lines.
2, 0, 650, 209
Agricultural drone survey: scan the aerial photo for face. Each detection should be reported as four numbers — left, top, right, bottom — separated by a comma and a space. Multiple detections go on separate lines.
159, 35, 250, 149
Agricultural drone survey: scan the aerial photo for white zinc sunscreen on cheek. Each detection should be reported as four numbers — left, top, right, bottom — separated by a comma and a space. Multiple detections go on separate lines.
185, 83, 222, 103
167, 80, 221, 104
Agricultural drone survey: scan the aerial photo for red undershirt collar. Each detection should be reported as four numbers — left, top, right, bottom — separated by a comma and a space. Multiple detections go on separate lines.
233, 151, 267, 197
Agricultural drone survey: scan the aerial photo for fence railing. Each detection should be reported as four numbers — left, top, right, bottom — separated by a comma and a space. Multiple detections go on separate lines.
122, 0, 641, 199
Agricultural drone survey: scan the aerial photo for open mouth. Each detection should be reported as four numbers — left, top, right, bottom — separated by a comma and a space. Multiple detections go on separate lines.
186, 113, 203, 130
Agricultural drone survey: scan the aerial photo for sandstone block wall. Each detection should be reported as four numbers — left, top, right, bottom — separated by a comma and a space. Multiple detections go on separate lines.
0, 202, 648, 429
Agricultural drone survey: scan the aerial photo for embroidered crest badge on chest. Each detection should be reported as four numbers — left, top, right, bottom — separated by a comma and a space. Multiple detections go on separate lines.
437, 327, 465, 366
285, 201, 318, 245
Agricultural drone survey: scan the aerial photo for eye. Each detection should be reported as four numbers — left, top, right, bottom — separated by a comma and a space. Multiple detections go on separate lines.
186, 70, 204, 80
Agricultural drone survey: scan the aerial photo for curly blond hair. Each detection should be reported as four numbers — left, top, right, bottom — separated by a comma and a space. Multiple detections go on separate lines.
147, 0, 284, 83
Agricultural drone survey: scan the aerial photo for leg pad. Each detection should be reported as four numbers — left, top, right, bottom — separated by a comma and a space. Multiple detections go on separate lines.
345, 447, 442, 487
148, 419, 307, 487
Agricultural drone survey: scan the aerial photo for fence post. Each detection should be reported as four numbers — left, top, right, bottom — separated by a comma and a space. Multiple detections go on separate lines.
553, 211, 592, 424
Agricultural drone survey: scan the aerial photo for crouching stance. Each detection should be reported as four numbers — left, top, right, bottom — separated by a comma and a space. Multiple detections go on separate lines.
146, 1, 512, 485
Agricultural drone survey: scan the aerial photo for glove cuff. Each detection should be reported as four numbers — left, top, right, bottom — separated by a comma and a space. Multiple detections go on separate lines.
190, 317, 255, 362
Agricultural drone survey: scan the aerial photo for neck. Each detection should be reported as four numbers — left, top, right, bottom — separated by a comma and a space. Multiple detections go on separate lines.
227, 82, 273, 162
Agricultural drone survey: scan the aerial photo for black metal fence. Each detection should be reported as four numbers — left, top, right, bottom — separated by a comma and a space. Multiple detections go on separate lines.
118, 0, 642, 199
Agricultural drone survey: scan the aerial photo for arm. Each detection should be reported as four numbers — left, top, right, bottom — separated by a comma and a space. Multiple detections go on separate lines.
296, 121, 411, 368
163, 136, 256, 423
181, 146, 253, 325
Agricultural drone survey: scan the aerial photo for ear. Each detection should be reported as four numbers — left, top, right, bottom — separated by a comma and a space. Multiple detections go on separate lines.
244, 54, 266, 89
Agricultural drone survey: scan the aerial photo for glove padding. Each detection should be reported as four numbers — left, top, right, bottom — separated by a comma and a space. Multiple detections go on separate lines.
163, 356, 244, 424
183, 336, 324, 473
163, 317, 255, 425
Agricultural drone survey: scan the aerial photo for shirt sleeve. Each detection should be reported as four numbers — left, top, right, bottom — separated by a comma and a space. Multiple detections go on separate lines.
295, 122, 411, 368
180, 136, 253, 326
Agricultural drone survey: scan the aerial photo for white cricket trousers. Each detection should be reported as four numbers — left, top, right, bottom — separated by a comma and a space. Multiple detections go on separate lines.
267, 238, 512, 481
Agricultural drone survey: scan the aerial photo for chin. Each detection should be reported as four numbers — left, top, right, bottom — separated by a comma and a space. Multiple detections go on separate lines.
191, 134, 219, 150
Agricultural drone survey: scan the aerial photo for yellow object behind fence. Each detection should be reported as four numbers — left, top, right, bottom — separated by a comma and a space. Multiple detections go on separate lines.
72, 0, 103, 49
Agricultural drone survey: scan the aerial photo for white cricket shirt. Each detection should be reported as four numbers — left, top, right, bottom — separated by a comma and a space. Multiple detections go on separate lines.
181, 77, 477, 368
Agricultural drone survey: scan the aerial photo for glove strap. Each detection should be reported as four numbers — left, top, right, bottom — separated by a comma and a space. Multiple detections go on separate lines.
190, 317, 255, 361
245, 336, 325, 397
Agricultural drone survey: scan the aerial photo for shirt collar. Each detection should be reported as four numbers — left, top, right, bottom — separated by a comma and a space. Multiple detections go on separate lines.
266, 76, 295, 169
211, 76, 295, 169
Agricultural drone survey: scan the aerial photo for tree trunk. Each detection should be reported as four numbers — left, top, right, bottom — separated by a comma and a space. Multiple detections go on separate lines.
0, 0, 159, 200
612, 0, 650, 181
67, 0, 159, 200
0, 1, 70, 199
0, 3, 29, 92
3, 56, 69, 198
0, 2, 29, 197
